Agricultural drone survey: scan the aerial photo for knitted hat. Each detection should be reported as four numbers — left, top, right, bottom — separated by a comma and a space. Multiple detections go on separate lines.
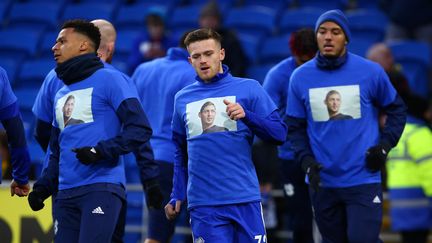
315, 9, 351, 42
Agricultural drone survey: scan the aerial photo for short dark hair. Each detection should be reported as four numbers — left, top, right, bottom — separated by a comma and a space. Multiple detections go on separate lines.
200, 101, 215, 113
184, 28, 222, 48
146, 13, 164, 27
61, 19, 101, 52
289, 28, 318, 58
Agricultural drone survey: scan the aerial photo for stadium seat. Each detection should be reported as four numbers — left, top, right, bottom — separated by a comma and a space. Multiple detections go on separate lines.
61, 2, 117, 22
167, 5, 201, 34
7, 2, 62, 31
224, 6, 276, 38
13, 87, 39, 111
241, 0, 292, 14
0, 0, 12, 25
39, 31, 58, 58
296, 0, 347, 9
0, 28, 43, 59
388, 41, 431, 98
16, 58, 55, 89
0, 57, 20, 86
114, 3, 168, 32
347, 9, 388, 42
348, 37, 376, 57
237, 33, 262, 65
278, 8, 322, 34
259, 34, 291, 64
246, 64, 275, 84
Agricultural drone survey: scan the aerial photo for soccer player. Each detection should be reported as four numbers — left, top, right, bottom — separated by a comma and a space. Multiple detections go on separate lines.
286, 10, 406, 242
164, 28, 287, 242
27, 19, 157, 242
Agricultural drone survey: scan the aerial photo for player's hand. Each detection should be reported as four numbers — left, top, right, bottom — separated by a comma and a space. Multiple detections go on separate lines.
72, 146, 102, 165
10, 180, 30, 197
28, 189, 48, 211
365, 143, 390, 172
144, 179, 164, 209
301, 157, 323, 191
165, 199, 182, 220
224, 99, 245, 120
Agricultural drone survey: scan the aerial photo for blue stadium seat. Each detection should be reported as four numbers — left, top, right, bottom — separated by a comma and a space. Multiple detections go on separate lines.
0, 28, 43, 58
17, 58, 55, 89
237, 33, 262, 65
224, 6, 276, 38
348, 37, 376, 57
111, 30, 141, 74
39, 31, 58, 58
61, 2, 116, 22
7, 2, 62, 31
114, 3, 168, 32
259, 35, 291, 64
0, 0, 12, 25
278, 8, 322, 34
13, 87, 39, 111
167, 5, 201, 34
0, 57, 20, 86
246, 64, 275, 84
241, 0, 292, 14
347, 9, 388, 42
388, 41, 431, 98
297, 0, 347, 9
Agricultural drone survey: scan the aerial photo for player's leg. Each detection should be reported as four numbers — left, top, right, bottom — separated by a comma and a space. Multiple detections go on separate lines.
111, 197, 126, 243
53, 197, 80, 243
233, 202, 267, 243
189, 205, 234, 242
344, 183, 383, 243
145, 161, 177, 243
310, 187, 348, 243
78, 191, 122, 243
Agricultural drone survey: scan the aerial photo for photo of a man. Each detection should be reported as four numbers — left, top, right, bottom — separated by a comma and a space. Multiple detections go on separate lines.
62, 95, 84, 127
198, 101, 228, 134
324, 90, 353, 120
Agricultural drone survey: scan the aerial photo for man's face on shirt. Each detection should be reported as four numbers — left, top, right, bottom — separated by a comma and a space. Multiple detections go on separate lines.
52, 28, 87, 64
188, 39, 225, 82
63, 98, 75, 118
325, 93, 341, 114
317, 21, 347, 58
199, 104, 216, 127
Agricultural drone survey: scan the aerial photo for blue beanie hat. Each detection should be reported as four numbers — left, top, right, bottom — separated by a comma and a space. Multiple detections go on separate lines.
315, 9, 351, 42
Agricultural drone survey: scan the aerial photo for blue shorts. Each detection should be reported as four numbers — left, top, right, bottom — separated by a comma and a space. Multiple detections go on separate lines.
147, 161, 180, 242
54, 191, 122, 243
310, 183, 383, 243
190, 201, 266, 243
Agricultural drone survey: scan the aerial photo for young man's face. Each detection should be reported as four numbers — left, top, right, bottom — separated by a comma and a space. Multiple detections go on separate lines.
188, 39, 225, 82
317, 21, 347, 58
325, 93, 341, 114
63, 98, 75, 118
199, 104, 216, 127
52, 28, 86, 64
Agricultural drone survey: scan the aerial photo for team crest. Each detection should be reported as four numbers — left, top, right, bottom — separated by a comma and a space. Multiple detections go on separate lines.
194, 236, 205, 243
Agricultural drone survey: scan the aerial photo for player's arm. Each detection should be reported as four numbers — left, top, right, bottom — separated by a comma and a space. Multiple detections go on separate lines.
165, 131, 188, 220
34, 119, 51, 152
0, 102, 31, 196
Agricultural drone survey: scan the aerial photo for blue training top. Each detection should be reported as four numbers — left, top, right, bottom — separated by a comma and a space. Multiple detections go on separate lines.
132, 47, 196, 163
172, 67, 278, 208
52, 67, 137, 190
263, 57, 297, 160
287, 52, 397, 187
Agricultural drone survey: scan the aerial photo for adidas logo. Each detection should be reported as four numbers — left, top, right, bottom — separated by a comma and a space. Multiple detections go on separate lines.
92, 206, 105, 214
373, 196, 381, 204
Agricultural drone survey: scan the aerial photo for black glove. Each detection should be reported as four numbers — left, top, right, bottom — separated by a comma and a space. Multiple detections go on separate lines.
144, 179, 164, 210
365, 143, 391, 172
301, 156, 323, 191
28, 188, 50, 211
72, 146, 103, 165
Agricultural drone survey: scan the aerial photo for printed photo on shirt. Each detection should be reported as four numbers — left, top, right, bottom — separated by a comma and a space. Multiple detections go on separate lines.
309, 85, 361, 122
55, 88, 94, 130
186, 96, 237, 138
